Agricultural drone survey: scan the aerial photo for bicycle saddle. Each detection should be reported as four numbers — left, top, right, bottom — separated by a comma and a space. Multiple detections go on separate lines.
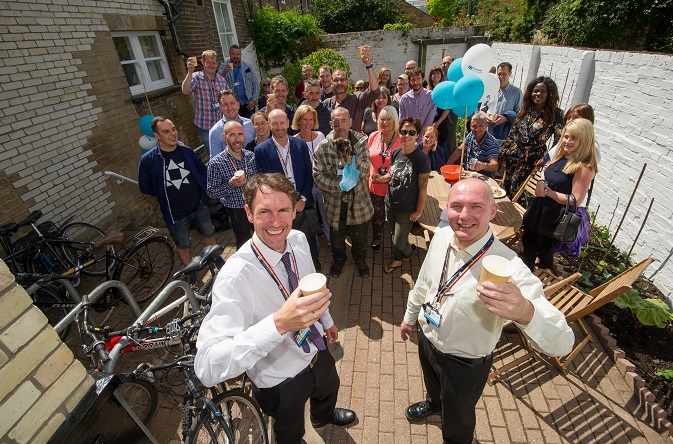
93, 229, 128, 248
0, 210, 42, 236
199, 244, 224, 267
173, 255, 203, 278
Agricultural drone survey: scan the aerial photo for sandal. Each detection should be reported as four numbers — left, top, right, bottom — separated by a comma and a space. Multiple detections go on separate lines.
402, 245, 417, 261
384, 261, 402, 274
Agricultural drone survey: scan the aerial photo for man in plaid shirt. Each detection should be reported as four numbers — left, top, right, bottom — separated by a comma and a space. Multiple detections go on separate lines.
313, 108, 374, 278
182, 49, 228, 156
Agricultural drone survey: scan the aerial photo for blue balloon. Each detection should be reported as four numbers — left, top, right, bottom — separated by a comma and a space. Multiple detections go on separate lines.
451, 103, 478, 118
139, 115, 155, 137
447, 57, 464, 83
431, 81, 457, 110
453, 75, 485, 107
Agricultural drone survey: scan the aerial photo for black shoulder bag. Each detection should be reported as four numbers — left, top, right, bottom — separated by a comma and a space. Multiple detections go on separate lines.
538, 194, 583, 243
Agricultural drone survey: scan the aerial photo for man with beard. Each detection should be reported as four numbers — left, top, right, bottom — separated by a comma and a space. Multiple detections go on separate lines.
399, 67, 436, 142
313, 108, 373, 278
303, 78, 333, 136
324, 45, 380, 133
207, 120, 257, 249
218, 44, 260, 119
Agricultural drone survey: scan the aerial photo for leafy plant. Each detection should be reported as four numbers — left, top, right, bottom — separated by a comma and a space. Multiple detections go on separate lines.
253, 6, 324, 70
300, 49, 352, 82
613, 289, 673, 328
383, 22, 415, 31
427, 0, 457, 25
312, 0, 400, 34
656, 369, 673, 380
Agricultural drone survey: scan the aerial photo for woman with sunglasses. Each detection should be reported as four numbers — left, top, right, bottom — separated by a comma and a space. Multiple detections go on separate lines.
361, 87, 392, 136
368, 105, 402, 251
245, 111, 270, 152
382, 116, 431, 273
256, 78, 273, 110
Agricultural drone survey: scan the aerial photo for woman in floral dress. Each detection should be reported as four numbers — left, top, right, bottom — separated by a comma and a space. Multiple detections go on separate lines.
500, 76, 564, 197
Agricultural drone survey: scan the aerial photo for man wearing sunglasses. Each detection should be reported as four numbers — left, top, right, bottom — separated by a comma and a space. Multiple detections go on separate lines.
324, 45, 380, 134
399, 67, 436, 142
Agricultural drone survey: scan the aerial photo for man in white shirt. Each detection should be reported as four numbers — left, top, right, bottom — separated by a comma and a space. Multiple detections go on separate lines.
195, 173, 356, 443
400, 178, 574, 444
208, 90, 255, 158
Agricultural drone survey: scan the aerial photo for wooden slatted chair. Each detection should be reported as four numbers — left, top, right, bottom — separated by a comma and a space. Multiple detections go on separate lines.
488, 258, 654, 382
500, 165, 543, 250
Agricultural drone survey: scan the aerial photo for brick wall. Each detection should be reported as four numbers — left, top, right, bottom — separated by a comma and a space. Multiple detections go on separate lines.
0, 260, 93, 443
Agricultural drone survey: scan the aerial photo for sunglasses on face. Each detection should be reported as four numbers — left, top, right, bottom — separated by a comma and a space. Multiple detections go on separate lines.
399, 129, 418, 136
333, 78, 348, 83
263, 83, 270, 87
355, 86, 364, 91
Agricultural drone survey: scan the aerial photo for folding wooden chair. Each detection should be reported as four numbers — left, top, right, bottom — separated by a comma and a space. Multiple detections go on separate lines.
500, 165, 543, 250
488, 258, 654, 382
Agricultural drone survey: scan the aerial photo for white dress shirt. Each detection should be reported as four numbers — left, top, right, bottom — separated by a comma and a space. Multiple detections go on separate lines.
272, 136, 295, 186
403, 228, 574, 359
195, 230, 334, 388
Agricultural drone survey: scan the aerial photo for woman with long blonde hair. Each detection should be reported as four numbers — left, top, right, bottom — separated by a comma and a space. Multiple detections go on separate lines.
521, 118, 598, 271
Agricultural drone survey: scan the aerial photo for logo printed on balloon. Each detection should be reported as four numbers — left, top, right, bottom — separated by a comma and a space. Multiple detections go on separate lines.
461, 44, 494, 79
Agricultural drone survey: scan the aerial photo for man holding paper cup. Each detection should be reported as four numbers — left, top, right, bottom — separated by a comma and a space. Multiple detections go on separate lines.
196, 173, 356, 443
400, 178, 573, 444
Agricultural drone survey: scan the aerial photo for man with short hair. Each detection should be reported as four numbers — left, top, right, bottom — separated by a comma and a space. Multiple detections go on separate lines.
441, 55, 454, 78
195, 172, 357, 444
255, 110, 321, 270
294, 64, 313, 104
218, 44, 260, 119
447, 113, 500, 178
207, 120, 257, 249
304, 78, 333, 136
479, 62, 523, 142
138, 117, 218, 267
182, 50, 228, 154
209, 90, 255, 158
313, 108, 373, 278
318, 65, 334, 101
399, 67, 436, 142
324, 46, 380, 134
260, 75, 297, 133
405, 59, 418, 77
401, 178, 574, 444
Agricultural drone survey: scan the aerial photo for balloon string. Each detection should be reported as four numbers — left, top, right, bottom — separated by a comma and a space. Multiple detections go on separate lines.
459, 107, 468, 180
138, 63, 153, 116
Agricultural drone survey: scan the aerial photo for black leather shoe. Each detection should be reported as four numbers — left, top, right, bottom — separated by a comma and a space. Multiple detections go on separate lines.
405, 401, 441, 421
355, 262, 369, 278
313, 408, 357, 428
330, 260, 345, 278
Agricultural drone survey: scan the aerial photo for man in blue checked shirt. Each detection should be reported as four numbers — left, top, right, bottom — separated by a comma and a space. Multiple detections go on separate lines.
218, 44, 260, 119
207, 120, 257, 249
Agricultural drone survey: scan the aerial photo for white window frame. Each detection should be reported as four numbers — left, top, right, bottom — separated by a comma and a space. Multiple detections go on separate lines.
212, 0, 239, 55
111, 31, 173, 95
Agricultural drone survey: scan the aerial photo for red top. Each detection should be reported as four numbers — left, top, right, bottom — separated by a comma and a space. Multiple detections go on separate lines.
368, 130, 402, 196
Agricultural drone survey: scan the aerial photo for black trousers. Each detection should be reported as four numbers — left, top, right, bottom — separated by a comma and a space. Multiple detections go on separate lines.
330, 199, 369, 264
418, 332, 493, 444
521, 228, 559, 271
252, 349, 340, 444
226, 207, 253, 250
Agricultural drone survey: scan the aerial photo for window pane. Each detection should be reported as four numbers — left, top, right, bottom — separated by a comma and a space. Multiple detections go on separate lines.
138, 35, 160, 59
113, 36, 135, 62
145, 60, 165, 82
214, 2, 232, 33
122, 63, 141, 87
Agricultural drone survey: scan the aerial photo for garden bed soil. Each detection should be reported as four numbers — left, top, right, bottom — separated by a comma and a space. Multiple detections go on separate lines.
558, 249, 673, 424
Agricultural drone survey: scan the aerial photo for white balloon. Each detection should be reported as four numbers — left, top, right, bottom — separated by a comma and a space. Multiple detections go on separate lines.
479, 73, 500, 103
139, 135, 158, 150
461, 44, 495, 77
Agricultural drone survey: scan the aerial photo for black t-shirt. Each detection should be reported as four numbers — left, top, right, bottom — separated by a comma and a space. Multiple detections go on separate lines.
385, 147, 431, 212
161, 148, 201, 218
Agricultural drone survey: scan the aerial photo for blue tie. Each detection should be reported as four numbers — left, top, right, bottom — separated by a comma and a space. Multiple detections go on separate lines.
281, 252, 326, 352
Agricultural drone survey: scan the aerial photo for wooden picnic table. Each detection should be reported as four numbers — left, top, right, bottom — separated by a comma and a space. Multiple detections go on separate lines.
418, 172, 522, 240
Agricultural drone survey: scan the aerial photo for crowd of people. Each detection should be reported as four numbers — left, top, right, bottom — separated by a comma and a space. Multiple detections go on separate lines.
138, 43, 596, 444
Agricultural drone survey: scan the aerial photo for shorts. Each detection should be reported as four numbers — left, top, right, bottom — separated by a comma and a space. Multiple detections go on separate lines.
166, 201, 215, 249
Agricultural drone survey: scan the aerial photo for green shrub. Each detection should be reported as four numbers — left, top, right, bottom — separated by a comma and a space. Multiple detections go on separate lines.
613, 289, 673, 329
383, 22, 415, 31
253, 6, 324, 70
279, 62, 302, 105
300, 49, 352, 82
312, 0, 400, 34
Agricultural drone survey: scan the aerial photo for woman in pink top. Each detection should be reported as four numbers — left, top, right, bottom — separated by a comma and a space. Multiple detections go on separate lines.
368, 105, 401, 250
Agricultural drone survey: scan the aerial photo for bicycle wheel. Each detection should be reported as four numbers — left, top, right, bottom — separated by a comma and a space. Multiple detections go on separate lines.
115, 375, 158, 425
31, 285, 69, 340
60, 222, 112, 276
187, 390, 268, 444
113, 236, 174, 304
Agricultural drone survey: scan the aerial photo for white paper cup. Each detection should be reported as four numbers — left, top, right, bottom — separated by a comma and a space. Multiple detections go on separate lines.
188, 57, 198, 66
298, 273, 327, 296
227, 62, 234, 70
234, 170, 245, 178
267, 93, 275, 101
479, 256, 515, 284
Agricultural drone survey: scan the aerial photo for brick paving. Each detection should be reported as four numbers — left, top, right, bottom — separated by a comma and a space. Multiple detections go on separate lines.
69, 226, 670, 443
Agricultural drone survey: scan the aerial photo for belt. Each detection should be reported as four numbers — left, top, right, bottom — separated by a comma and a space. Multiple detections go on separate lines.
426, 335, 491, 365
281, 352, 320, 385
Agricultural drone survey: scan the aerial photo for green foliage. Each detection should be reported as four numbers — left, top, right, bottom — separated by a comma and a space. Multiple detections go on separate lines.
475, 0, 533, 42
300, 48, 352, 81
383, 22, 415, 31
656, 369, 673, 380
253, 6, 324, 70
312, 0, 401, 34
427, 0, 457, 23
279, 63, 302, 105
613, 289, 673, 328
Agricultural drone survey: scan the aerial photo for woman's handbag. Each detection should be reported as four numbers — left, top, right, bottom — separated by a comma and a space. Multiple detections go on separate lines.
538, 194, 583, 243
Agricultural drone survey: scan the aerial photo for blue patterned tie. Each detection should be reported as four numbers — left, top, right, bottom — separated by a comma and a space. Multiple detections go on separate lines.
281, 252, 326, 352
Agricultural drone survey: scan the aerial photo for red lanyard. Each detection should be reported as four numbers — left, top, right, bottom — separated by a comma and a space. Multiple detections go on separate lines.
225, 151, 248, 177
